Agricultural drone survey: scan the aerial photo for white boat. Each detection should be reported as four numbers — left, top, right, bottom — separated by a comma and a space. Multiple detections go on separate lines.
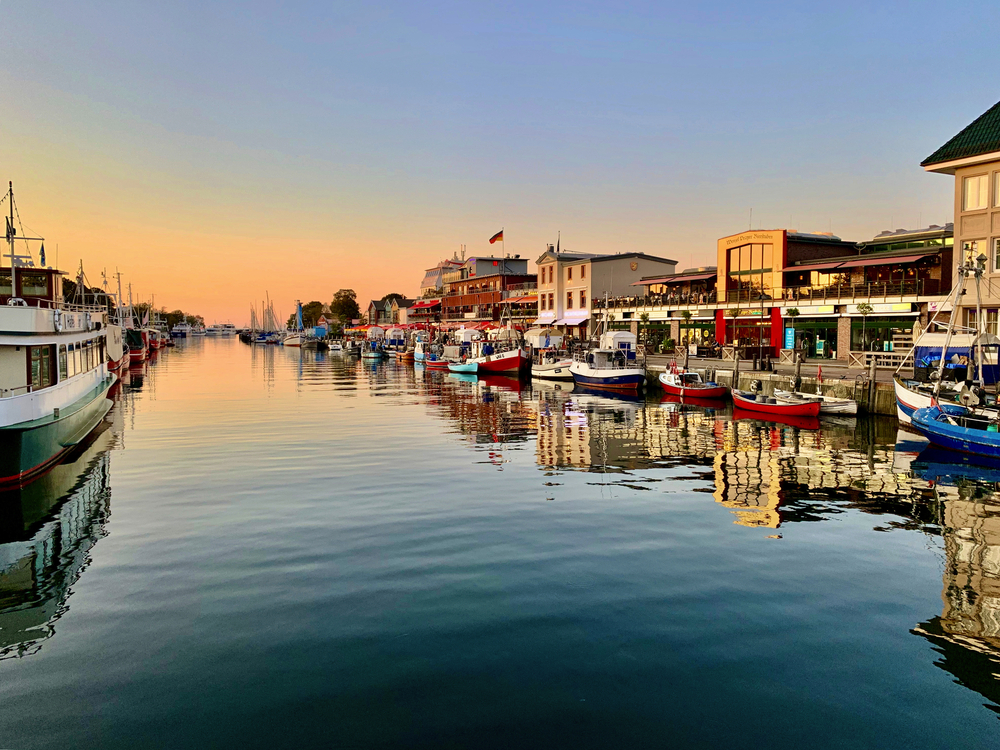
570, 330, 646, 392
171, 322, 191, 338
532, 357, 574, 381
329, 342, 343, 353
0, 182, 116, 488
773, 389, 857, 415
283, 333, 303, 347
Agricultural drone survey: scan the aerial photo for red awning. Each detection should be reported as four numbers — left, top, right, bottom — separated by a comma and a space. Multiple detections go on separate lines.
632, 272, 716, 286
411, 299, 441, 309
505, 295, 538, 304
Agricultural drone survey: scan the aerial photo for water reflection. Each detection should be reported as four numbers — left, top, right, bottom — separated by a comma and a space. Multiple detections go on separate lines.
0, 419, 119, 659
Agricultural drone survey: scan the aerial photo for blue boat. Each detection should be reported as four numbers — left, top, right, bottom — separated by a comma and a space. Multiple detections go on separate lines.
910, 404, 1000, 458
448, 361, 478, 374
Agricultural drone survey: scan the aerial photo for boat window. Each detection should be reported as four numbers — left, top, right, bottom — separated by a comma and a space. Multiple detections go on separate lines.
59, 345, 68, 381
20, 272, 49, 297
30, 345, 54, 390
0, 270, 11, 296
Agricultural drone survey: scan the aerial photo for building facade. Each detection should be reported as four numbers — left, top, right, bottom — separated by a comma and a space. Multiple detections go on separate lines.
923, 99, 1000, 335
535, 248, 677, 338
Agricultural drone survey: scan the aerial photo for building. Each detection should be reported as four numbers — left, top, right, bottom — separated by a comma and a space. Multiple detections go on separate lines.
535, 248, 677, 338
439, 256, 537, 325
420, 258, 465, 297
390, 297, 415, 324
922, 99, 1000, 334
602, 227, 953, 363
365, 299, 392, 326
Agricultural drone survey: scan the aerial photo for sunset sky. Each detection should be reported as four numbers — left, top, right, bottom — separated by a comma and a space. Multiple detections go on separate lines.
2, 1, 997, 324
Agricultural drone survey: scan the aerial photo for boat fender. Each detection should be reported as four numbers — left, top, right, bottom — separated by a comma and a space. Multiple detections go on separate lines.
750, 379, 762, 393
85, 312, 92, 330
53, 309, 63, 332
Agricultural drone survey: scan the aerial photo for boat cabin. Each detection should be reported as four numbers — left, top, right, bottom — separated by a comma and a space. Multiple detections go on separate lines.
599, 330, 638, 360
1, 266, 63, 309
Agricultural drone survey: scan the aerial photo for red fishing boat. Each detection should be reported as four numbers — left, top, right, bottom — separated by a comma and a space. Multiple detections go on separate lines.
731, 389, 821, 417
423, 357, 451, 370
658, 369, 728, 399
470, 346, 531, 375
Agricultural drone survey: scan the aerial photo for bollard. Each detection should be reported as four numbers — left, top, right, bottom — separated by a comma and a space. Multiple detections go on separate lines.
868, 356, 877, 412
793, 353, 803, 391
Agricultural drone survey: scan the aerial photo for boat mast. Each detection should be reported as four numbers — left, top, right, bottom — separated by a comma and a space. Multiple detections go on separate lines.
933, 259, 973, 397
7, 182, 16, 302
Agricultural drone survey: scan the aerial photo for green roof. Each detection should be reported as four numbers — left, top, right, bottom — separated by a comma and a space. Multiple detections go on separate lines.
922, 100, 1000, 166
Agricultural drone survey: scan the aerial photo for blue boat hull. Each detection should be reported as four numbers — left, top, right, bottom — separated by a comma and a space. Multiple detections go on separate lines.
571, 372, 646, 391
910, 405, 1000, 458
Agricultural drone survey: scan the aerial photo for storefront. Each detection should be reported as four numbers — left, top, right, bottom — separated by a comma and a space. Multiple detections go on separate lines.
851, 316, 914, 352
679, 319, 716, 346
782, 317, 839, 358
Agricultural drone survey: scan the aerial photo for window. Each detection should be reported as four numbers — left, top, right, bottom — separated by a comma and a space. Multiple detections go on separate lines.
995, 239, 1000, 273
540, 295, 546, 311
566, 292, 573, 309
30, 345, 53, 390
964, 174, 988, 211
995, 173, 1000, 207
19, 272, 49, 297
0, 271, 10, 296
567, 267, 573, 281
548, 292, 554, 310
581, 265, 586, 279
59, 345, 67, 381
579, 290, 586, 307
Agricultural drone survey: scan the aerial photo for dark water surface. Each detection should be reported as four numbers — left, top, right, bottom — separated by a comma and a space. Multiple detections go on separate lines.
1, 339, 999, 748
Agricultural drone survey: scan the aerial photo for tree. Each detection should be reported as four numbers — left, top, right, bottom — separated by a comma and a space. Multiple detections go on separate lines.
287, 300, 325, 329
785, 308, 800, 351
331, 289, 361, 323
639, 312, 650, 346
681, 309, 693, 367
381, 292, 406, 305
857, 302, 873, 353
165, 309, 187, 329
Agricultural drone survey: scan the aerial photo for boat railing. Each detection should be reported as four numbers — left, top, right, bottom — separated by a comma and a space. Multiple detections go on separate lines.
0, 384, 33, 397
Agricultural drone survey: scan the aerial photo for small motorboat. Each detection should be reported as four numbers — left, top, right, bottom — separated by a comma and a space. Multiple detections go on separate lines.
910, 403, 1000, 458
658, 369, 728, 399
448, 361, 478, 374
424, 356, 451, 370
329, 342, 344, 353
731, 389, 821, 417
532, 357, 574, 381
773, 389, 857, 415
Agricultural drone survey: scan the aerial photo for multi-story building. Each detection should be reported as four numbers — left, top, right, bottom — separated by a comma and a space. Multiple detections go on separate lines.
534, 248, 677, 338
922, 99, 1000, 334
439, 256, 537, 325
601, 227, 953, 365
420, 258, 465, 297
365, 299, 392, 326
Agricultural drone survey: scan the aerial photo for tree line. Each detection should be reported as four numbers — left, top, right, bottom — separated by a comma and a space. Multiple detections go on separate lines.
61, 278, 203, 328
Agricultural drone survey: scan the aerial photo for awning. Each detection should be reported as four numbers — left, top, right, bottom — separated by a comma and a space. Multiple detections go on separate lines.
555, 315, 590, 325
410, 299, 441, 309
839, 252, 937, 268
505, 294, 538, 304
632, 272, 716, 286
790, 260, 846, 272
534, 313, 557, 325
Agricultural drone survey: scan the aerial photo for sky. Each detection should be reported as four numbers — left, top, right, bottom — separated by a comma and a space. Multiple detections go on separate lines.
1, 0, 996, 324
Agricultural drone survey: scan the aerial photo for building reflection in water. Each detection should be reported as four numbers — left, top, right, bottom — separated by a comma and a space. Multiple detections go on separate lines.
0, 402, 121, 659
911, 470, 1000, 717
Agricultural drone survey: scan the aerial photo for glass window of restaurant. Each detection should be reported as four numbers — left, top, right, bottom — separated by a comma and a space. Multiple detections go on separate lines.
727, 243, 773, 303
851, 317, 914, 351
680, 322, 714, 346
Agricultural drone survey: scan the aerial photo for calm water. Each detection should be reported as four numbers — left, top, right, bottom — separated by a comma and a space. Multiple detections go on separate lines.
1, 339, 999, 748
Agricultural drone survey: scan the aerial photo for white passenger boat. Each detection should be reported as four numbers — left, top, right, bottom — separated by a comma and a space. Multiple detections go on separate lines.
0, 182, 116, 488
570, 330, 646, 392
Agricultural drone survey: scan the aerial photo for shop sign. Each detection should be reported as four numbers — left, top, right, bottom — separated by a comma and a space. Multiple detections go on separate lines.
928, 300, 954, 312
784, 327, 795, 349
846, 302, 913, 314
781, 305, 834, 316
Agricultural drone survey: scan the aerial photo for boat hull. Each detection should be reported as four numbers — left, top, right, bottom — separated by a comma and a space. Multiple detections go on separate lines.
448, 362, 479, 373
910, 405, 1000, 457
0, 376, 116, 490
571, 370, 647, 391
424, 359, 450, 370
532, 360, 574, 381
658, 376, 729, 400
472, 348, 531, 374
731, 390, 821, 417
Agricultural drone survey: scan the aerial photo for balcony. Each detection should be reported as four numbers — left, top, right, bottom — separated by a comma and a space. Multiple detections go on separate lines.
729, 280, 940, 305
594, 290, 718, 310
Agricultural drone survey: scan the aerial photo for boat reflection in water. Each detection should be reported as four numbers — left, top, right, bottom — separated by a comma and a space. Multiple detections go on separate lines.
0, 410, 119, 659
910, 450, 1000, 714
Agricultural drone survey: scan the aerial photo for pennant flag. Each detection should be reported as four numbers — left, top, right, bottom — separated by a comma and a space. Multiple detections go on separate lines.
142, 311, 149, 326
39, 243, 45, 266
489, 230, 503, 244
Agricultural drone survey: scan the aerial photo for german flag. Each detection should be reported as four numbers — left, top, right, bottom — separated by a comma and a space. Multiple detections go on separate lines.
489, 230, 503, 244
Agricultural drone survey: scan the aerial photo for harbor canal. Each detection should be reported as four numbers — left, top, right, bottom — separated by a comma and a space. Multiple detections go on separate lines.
0, 337, 998, 748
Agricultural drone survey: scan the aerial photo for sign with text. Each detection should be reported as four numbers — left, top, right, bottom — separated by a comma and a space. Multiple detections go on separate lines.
784, 327, 795, 349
